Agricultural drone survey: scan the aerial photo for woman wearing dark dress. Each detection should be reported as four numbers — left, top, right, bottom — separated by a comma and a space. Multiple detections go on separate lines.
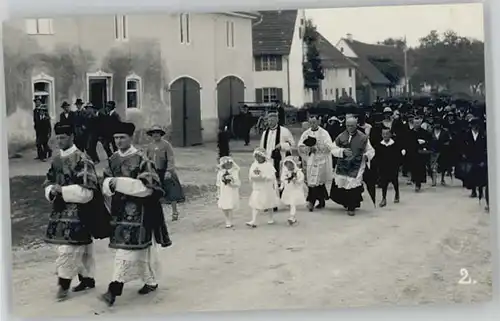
145, 125, 186, 221
408, 115, 432, 192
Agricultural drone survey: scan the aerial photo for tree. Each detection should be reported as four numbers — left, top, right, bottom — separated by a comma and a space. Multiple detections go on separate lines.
410, 30, 484, 94
377, 37, 406, 50
302, 19, 324, 102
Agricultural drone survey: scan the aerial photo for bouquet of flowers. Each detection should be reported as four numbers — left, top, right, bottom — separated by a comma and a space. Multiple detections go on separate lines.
285, 171, 297, 184
222, 170, 232, 185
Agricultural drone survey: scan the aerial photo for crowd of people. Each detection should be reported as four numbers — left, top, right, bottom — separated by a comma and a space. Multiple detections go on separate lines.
217, 98, 489, 226
33, 98, 122, 163
33, 94, 488, 308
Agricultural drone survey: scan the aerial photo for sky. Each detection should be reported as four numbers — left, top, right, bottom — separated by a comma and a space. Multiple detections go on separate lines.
306, 3, 484, 48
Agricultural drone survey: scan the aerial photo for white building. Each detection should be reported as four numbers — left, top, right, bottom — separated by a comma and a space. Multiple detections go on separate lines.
336, 34, 408, 104
252, 10, 307, 107
3, 12, 258, 149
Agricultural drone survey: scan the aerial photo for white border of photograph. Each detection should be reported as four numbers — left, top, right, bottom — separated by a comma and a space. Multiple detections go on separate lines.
0, 0, 497, 320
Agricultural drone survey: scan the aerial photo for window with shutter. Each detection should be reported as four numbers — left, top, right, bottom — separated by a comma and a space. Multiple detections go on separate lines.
255, 56, 262, 71
25, 18, 54, 35
255, 89, 263, 103
276, 56, 283, 71
276, 88, 283, 103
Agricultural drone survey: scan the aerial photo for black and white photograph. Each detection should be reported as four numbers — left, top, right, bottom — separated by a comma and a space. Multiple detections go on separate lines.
4, 2, 492, 317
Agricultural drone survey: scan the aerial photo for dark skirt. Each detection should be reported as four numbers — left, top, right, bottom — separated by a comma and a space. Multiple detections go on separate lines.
306, 185, 329, 203
158, 169, 186, 204
410, 153, 428, 184
330, 180, 364, 211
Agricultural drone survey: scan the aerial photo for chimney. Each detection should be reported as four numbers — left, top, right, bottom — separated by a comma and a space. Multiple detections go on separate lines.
346, 33, 353, 41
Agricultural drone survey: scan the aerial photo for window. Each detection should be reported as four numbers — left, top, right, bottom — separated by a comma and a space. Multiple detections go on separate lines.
349, 87, 353, 97
126, 76, 141, 109
262, 87, 278, 103
25, 19, 54, 35
340, 47, 344, 53
342, 88, 346, 96
335, 88, 339, 100
114, 15, 128, 40
324, 89, 328, 96
348, 68, 352, 77
262, 55, 278, 71
180, 13, 190, 44
226, 21, 235, 48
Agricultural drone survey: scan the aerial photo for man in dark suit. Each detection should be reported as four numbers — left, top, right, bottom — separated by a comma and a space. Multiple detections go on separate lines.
73, 98, 90, 151
101, 101, 121, 156
85, 102, 101, 163
59, 101, 75, 126
33, 97, 52, 161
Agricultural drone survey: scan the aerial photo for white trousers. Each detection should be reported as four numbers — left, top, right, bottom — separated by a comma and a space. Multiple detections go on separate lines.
112, 240, 161, 286
55, 244, 95, 280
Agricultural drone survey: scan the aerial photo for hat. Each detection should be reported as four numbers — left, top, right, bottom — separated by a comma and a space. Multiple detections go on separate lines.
113, 121, 136, 136
146, 125, 166, 136
54, 122, 73, 136
74, 98, 84, 105
469, 117, 480, 125
60, 101, 70, 108
33, 97, 42, 103
383, 107, 392, 113
106, 101, 116, 108
303, 136, 317, 147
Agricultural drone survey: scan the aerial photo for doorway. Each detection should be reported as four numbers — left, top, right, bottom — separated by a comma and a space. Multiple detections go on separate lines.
88, 78, 109, 110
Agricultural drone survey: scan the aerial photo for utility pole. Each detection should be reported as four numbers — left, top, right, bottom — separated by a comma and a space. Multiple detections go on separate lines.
403, 35, 409, 99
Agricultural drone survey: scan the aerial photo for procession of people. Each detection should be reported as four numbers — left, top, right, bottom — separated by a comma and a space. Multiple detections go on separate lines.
33, 94, 488, 307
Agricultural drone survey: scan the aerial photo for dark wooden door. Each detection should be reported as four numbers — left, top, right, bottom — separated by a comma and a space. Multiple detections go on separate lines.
169, 77, 202, 147
89, 79, 107, 110
217, 76, 245, 124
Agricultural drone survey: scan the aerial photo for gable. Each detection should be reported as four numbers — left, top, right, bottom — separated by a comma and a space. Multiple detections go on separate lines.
252, 10, 298, 55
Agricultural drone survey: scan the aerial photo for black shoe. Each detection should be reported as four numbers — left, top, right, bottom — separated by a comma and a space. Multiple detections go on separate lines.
315, 201, 325, 209
99, 291, 116, 307
307, 202, 314, 212
273, 207, 278, 212
72, 276, 95, 292
347, 210, 355, 216
138, 284, 158, 295
56, 287, 69, 301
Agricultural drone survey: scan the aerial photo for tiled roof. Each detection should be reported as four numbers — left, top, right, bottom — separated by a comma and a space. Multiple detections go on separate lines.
316, 32, 355, 69
343, 38, 406, 86
252, 10, 298, 55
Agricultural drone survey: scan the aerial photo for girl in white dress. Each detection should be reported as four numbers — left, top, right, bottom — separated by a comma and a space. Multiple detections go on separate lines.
216, 156, 241, 228
279, 156, 306, 225
246, 147, 280, 228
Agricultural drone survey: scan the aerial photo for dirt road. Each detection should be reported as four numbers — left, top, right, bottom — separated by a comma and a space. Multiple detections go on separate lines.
9, 147, 492, 317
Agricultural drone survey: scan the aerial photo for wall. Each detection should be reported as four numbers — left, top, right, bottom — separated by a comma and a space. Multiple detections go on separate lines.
4, 12, 255, 150
253, 55, 289, 103
320, 67, 356, 101
287, 9, 307, 108
335, 39, 358, 58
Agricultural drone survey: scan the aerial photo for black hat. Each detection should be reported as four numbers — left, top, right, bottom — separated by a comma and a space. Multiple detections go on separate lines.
106, 101, 116, 108
33, 97, 42, 103
469, 117, 480, 125
74, 98, 84, 105
61, 101, 70, 108
303, 136, 317, 147
113, 121, 136, 136
54, 122, 73, 136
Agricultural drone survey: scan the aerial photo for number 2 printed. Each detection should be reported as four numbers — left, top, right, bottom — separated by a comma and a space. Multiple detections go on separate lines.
458, 268, 472, 284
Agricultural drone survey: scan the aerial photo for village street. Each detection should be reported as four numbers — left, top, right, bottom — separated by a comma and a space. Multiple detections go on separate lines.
8, 140, 492, 317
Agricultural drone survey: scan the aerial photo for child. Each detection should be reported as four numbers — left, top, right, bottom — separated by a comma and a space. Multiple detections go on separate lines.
246, 147, 280, 228
279, 156, 306, 225
376, 127, 405, 207
145, 125, 185, 221
216, 156, 241, 228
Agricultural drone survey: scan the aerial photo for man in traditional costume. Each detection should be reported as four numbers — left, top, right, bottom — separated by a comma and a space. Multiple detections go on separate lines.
298, 115, 333, 211
259, 111, 295, 211
330, 117, 375, 216
100, 121, 172, 307
42, 122, 101, 301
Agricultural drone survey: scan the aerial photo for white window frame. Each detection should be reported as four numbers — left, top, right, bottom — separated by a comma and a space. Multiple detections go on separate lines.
226, 20, 235, 48
32, 73, 56, 119
86, 70, 114, 103
261, 55, 278, 71
25, 18, 54, 35
114, 15, 128, 41
262, 87, 278, 103
125, 74, 142, 109
180, 13, 191, 44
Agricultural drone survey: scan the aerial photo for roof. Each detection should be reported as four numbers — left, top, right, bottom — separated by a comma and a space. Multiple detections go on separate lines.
252, 10, 298, 55
316, 32, 355, 69
342, 38, 405, 86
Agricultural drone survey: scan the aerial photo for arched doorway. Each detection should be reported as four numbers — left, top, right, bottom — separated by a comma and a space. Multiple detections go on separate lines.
217, 76, 245, 127
169, 77, 202, 147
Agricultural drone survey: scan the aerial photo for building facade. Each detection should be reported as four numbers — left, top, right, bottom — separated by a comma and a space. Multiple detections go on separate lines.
4, 12, 257, 149
252, 10, 307, 108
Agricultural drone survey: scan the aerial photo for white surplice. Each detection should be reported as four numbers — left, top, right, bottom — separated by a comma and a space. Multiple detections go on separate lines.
259, 125, 295, 159
297, 127, 334, 186
102, 146, 161, 286
44, 145, 96, 280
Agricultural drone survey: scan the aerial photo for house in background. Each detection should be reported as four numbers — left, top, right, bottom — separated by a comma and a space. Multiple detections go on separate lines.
252, 10, 307, 107
3, 12, 257, 150
314, 32, 357, 102
336, 34, 408, 104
